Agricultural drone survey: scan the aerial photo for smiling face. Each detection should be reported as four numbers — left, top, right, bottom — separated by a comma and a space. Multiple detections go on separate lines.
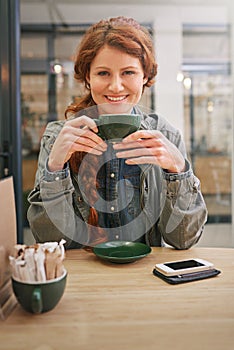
87, 45, 148, 114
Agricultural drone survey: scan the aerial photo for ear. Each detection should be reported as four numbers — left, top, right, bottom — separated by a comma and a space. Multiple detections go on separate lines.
86, 73, 90, 84
143, 76, 148, 85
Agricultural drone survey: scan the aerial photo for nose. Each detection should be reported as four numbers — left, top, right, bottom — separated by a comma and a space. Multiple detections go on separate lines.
108, 74, 124, 93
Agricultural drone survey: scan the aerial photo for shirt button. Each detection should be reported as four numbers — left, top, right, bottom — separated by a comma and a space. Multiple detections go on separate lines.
110, 173, 115, 178
55, 176, 60, 181
110, 206, 115, 211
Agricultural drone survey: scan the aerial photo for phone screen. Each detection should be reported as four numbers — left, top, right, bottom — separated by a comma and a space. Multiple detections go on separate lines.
164, 259, 205, 270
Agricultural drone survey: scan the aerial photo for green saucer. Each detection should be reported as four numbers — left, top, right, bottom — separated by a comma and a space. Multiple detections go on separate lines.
93, 241, 152, 264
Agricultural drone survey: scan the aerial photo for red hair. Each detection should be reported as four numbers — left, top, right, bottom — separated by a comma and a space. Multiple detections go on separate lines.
65, 17, 158, 246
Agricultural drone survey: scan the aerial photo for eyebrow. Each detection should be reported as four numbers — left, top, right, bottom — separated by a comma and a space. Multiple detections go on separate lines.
93, 65, 140, 70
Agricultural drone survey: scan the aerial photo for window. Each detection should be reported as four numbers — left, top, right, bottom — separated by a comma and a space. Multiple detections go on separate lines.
182, 24, 232, 223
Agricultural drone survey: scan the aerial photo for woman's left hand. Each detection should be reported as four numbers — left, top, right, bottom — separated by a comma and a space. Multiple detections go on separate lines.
113, 130, 185, 173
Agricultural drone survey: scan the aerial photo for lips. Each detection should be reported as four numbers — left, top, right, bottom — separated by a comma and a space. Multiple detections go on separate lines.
105, 95, 128, 102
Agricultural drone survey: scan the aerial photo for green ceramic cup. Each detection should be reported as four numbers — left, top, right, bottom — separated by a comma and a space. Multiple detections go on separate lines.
94, 114, 141, 141
11, 269, 67, 314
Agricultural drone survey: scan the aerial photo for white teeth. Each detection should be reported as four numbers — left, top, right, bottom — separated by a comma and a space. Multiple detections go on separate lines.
107, 96, 126, 101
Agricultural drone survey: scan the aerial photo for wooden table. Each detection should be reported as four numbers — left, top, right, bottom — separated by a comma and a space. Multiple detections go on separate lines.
1, 247, 234, 350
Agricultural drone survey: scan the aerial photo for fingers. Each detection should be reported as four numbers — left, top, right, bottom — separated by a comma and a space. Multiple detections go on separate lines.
115, 145, 157, 159
48, 116, 108, 171
113, 130, 185, 172
71, 134, 106, 154
72, 128, 107, 152
113, 138, 162, 152
67, 115, 98, 132
62, 116, 107, 153
67, 143, 104, 156
121, 130, 159, 142
113, 130, 163, 150
125, 156, 159, 165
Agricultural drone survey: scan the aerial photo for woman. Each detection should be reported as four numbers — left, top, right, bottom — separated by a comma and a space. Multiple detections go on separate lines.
27, 16, 207, 249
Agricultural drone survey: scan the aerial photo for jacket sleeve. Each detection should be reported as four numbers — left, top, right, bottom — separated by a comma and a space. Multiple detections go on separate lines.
27, 122, 86, 249
146, 116, 208, 249
158, 127, 208, 249
157, 168, 208, 249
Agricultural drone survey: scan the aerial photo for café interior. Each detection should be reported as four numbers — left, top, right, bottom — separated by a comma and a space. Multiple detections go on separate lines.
0, 1, 234, 348
11, 0, 233, 248
0, 0, 233, 246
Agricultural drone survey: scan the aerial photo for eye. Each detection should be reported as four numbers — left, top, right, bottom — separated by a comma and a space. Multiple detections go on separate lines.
97, 71, 109, 76
123, 70, 136, 76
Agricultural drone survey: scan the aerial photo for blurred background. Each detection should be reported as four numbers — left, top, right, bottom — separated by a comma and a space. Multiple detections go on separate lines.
1, 0, 233, 247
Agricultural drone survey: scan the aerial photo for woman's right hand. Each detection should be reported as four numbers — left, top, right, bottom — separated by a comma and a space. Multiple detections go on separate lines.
47, 115, 107, 172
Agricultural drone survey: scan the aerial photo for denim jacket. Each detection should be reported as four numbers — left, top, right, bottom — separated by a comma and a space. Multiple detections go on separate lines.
27, 109, 208, 249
